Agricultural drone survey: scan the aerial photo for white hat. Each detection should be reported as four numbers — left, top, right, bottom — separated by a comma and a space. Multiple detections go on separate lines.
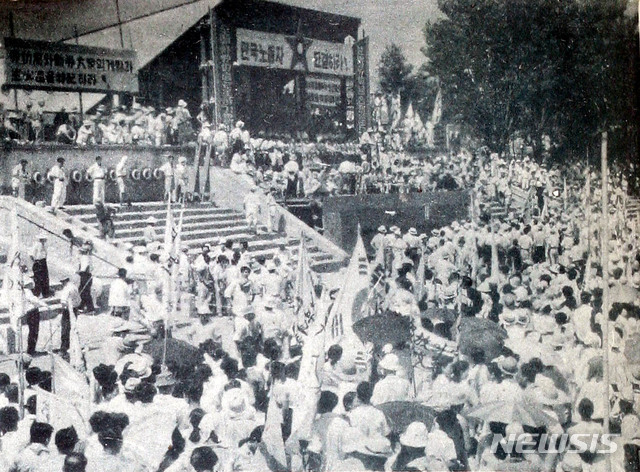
115, 353, 154, 379
408, 227, 417, 235
38, 232, 48, 240
178, 99, 187, 107
378, 353, 401, 372
399, 422, 428, 448
146, 216, 157, 224
498, 357, 518, 376
560, 453, 584, 472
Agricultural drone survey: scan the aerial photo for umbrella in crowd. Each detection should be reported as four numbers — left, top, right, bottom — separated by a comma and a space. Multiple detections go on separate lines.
423, 307, 457, 324
463, 398, 558, 427
378, 401, 436, 434
457, 318, 507, 361
143, 337, 203, 379
352, 313, 413, 347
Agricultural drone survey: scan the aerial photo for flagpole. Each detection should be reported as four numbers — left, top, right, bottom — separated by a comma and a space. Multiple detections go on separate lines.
600, 132, 611, 447
162, 198, 172, 369
16, 297, 25, 419
11, 200, 26, 419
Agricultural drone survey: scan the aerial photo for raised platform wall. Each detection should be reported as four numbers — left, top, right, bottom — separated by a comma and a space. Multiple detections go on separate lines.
0, 144, 194, 204
323, 191, 471, 252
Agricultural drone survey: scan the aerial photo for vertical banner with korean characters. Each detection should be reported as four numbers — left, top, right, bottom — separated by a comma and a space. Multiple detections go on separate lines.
353, 37, 370, 136
215, 18, 235, 129
3, 38, 138, 93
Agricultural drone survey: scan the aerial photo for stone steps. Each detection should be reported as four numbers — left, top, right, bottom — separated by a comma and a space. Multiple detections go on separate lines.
63, 201, 342, 271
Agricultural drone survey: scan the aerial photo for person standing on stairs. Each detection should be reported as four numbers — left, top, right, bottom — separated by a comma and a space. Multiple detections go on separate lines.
159, 154, 176, 202
77, 242, 95, 314
30, 233, 51, 298
115, 155, 130, 207
48, 157, 67, 212
175, 156, 188, 202
265, 188, 278, 234
243, 186, 261, 234
23, 280, 50, 356
87, 156, 106, 205
57, 276, 81, 356
11, 159, 30, 200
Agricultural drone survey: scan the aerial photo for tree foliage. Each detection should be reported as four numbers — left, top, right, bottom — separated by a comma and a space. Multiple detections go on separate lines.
378, 43, 414, 96
423, 0, 638, 162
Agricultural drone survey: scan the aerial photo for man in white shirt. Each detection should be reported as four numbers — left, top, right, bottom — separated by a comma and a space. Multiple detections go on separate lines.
371, 353, 413, 405
57, 276, 81, 355
349, 381, 391, 439
48, 157, 67, 211
77, 242, 95, 314
265, 189, 279, 233
213, 124, 229, 165
87, 155, 107, 204
230, 120, 245, 145
243, 187, 262, 234
175, 156, 188, 202
159, 155, 175, 202
109, 268, 132, 320
75, 120, 94, 145
11, 159, 29, 200
22, 280, 50, 356
115, 155, 129, 206
30, 234, 50, 298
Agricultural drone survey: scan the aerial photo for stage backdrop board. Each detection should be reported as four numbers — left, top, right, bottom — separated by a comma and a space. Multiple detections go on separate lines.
322, 191, 470, 253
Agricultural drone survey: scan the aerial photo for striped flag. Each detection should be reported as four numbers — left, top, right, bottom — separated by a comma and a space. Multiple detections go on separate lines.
415, 249, 426, 302
7, 204, 24, 328
327, 227, 370, 341
431, 88, 443, 125
261, 384, 288, 470
292, 236, 317, 342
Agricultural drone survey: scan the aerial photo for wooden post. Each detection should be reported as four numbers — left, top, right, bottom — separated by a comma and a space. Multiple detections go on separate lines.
9, 12, 19, 110
209, 7, 220, 128
74, 27, 84, 119
600, 132, 611, 447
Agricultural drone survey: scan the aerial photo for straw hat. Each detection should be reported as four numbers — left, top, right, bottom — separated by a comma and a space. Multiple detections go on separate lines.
498, 357, 518, 376
378, 353, 401, 372
399, 422, 429, 448
560, 453, 584, 472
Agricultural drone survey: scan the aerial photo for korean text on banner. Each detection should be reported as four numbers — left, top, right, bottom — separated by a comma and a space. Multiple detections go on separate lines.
3, 37, 138, 94
236, 28, 353, 76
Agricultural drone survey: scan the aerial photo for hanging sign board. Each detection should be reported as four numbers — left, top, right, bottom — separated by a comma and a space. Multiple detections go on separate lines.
236, 28, 353, 76
3, 37, 138, 94
306, 74, 342, 107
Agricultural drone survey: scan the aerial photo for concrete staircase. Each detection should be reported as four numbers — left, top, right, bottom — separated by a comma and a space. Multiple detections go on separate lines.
627, 198, 640, 220
62, 202, 344, 271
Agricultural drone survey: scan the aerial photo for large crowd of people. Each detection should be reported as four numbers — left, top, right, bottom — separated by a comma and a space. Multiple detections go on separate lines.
1, 100, 195, 146
1, 127, 639, 472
